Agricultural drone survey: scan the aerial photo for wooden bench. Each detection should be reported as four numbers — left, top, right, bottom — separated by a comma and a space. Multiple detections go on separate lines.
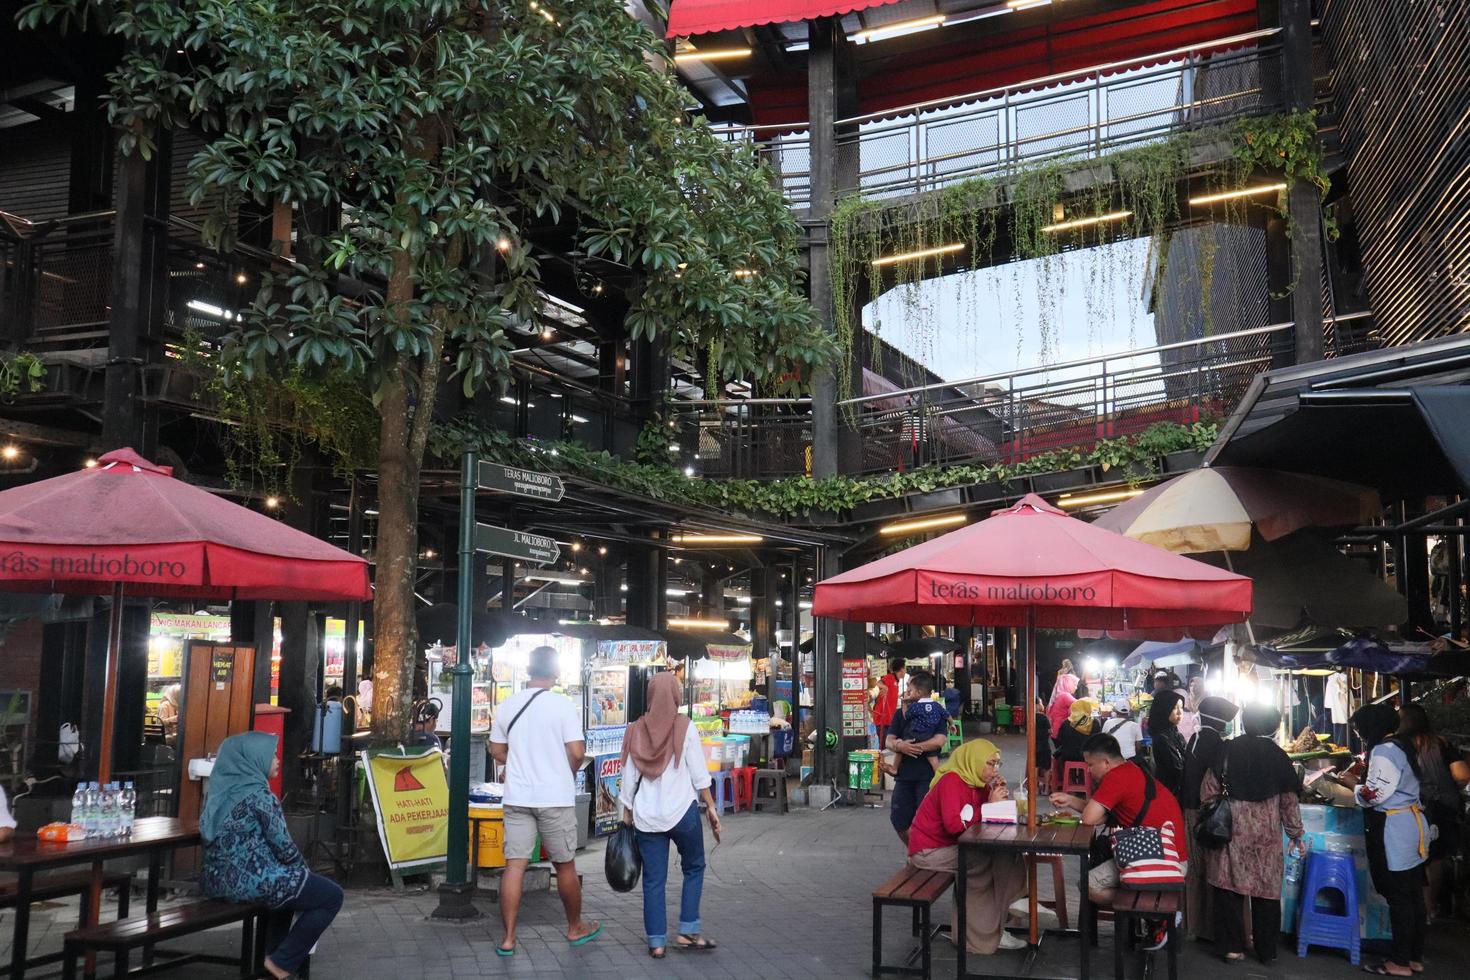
61, 899, 264, 980
1110, 888, 1180, 980
872, 866, 953, 980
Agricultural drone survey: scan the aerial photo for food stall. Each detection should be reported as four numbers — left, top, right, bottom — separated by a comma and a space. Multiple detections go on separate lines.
583, 635, 667, 836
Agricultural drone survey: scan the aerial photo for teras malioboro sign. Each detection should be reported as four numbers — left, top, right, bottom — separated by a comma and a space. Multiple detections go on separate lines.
476, 462, 564, 502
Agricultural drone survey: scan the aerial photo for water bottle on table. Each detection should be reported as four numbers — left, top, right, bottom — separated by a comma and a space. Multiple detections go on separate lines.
120, 782, 136, 835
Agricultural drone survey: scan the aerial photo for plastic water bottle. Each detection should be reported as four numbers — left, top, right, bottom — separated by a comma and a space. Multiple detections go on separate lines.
120, 782, 136, 836
1284, 849, 1304, 887
71, 782, 87, 828
82, 781, 100, 838
99, 783, 119, 838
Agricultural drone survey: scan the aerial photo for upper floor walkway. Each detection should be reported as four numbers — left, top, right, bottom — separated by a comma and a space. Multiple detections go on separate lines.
717, 27, 1307, 207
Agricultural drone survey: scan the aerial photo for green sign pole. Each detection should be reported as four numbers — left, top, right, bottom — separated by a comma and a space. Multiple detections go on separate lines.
433, 450, 480, 919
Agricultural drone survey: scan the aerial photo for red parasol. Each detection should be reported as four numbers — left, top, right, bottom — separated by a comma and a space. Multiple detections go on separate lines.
0, 449, 372, 784
813, 494, 1251, 941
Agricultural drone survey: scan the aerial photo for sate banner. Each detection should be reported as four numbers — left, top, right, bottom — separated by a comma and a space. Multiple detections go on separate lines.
361, 749, 450, 872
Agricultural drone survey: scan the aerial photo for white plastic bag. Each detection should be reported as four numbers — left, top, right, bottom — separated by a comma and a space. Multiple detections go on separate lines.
58, 722, 80, 763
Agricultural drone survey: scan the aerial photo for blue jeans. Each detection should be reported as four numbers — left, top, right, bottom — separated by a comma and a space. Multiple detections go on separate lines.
890, 778, 931, 835
269, 872, 343, 973
635, 802, 706, 949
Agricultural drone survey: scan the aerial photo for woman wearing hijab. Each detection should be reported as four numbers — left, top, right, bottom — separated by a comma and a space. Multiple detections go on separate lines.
617, 672, 721, 959
1146, 690, 1188, 800
907, 739, 1034, 954
1046, 669, 1079, 738
1181, 695, 1239, 942
1346, 703, 1428, 977
1054, 698, 1098, 764
199, 732, 342, 980
1199, 705, 1303, 964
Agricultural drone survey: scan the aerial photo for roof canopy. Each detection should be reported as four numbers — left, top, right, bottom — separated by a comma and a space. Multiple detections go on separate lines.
667, 0, 903, 36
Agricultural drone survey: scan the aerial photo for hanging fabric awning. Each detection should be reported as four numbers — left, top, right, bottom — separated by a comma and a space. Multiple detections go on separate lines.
743, 0, 1259, 125
667, 0, 903, 38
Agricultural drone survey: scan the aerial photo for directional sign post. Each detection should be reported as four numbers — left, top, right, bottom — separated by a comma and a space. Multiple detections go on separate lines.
477, 462, 564, 503
474, 523, 561, 566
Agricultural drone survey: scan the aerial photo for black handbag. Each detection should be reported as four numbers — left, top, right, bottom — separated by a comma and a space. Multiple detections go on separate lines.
604, 774, 643, 892
1195, 756, 1233, 849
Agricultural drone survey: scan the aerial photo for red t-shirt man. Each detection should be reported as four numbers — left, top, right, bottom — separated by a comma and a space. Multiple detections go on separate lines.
873, 661, 905, 738
1090, 762, 1190, 864
1050, 739, 1188, 905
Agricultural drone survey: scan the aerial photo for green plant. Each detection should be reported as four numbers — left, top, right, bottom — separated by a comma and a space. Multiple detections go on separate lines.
430, 417, 1219, 519
0, 351, 46, 402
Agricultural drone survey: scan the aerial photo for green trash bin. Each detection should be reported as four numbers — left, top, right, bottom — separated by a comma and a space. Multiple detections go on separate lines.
848, 755, 877, 789
994, 703, 1013, 729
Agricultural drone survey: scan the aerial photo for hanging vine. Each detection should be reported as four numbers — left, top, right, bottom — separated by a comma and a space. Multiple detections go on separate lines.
827, 112, 1332, 399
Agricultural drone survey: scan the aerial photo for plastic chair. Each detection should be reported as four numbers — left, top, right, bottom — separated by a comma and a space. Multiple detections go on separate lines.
708, 769, 737, 814
752, 769, 789, 813
731, 766, 757, 812
1062, 761, 1091, 800
943, 718, 964, 757
1295, 850, 1360, 965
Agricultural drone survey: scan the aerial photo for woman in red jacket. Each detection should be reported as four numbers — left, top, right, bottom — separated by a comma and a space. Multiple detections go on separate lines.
907, 738, 1031, 953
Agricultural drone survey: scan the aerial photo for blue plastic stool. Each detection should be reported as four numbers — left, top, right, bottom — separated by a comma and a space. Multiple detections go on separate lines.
1296, 850, 1360, 965
709, 770, 736, 814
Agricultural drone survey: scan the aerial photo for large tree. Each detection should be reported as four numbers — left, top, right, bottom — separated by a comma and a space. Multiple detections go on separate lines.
23, 0, 830, 739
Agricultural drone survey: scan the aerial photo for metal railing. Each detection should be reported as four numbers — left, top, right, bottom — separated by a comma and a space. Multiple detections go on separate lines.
670, 315, 1378, 480
716, 29, 1285, 206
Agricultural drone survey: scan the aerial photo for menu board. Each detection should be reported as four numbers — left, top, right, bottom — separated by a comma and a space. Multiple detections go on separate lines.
840, 658, 868, 738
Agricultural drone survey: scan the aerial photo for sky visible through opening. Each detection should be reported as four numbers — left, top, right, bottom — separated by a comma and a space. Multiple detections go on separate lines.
863, 237, 1163, 389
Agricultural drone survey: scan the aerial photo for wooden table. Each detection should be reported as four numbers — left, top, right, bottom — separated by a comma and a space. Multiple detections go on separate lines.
954, 821, 1095, 980
0, 817, 200, 980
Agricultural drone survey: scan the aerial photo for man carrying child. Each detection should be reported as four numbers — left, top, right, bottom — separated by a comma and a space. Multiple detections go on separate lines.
885, 670, 950, 843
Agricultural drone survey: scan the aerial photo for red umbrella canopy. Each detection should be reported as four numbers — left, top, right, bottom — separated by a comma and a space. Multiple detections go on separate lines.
0, 449, 371, 601
814, 494, 1251, 630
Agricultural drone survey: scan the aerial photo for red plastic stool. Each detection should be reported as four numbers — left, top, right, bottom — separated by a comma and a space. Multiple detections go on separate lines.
732, 766, 757, 812
1062, 761, 1091, 799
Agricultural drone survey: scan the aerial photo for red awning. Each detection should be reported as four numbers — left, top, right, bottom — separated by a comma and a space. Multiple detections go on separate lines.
667, 0, 904, 38
744, 0, 1259, 125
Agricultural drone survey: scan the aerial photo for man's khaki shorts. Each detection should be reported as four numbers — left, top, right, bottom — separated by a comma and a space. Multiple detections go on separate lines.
1088, 858, 1188, 893
503, 805, 579, 863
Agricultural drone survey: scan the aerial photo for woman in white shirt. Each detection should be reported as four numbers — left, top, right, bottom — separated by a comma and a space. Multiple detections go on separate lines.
618, 671, 722, 959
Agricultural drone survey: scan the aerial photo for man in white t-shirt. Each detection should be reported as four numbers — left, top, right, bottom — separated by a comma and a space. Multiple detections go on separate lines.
489, 646, 599, 955
1103, 702, 1143, 760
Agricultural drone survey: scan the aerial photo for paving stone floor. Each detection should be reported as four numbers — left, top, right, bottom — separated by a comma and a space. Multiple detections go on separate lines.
1, 733, 1464, 978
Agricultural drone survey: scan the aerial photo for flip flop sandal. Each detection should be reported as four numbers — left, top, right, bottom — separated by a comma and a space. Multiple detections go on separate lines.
675, 935, 718, 951
649, 947, 667, 959
568, 922, 603, 947
495, 944, 515, 957
1362, 964, 1411, 976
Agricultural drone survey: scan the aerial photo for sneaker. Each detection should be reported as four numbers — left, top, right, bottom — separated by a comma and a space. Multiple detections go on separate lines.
1141, 919, 1170, 952
1006, 900, 1060, 931
998, 931, 1028, 951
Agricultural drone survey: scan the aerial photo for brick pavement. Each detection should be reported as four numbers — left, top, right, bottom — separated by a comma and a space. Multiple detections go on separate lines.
1, 733, 1465, 978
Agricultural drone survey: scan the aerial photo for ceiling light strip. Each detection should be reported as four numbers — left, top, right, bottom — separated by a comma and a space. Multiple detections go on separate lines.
879, 514, 967, 536
1188, 183, 1288, 206
870, 243, 965, 267
1041, 210, 1133, 233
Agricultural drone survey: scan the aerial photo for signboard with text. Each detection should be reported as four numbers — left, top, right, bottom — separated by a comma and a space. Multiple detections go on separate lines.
361, 749, 450, 872
474, 523, 561, 565
841, 657, 869, 740
477, 462, 565, 502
